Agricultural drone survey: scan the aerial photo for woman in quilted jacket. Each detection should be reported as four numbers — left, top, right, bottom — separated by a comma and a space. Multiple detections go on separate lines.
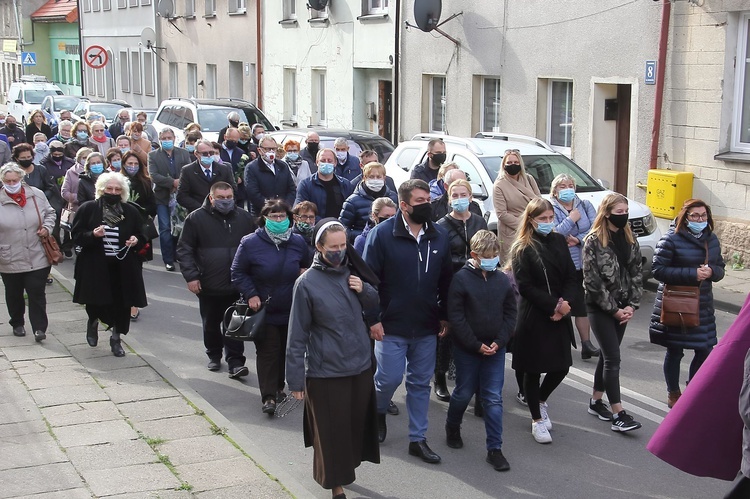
649, 199, 725, 409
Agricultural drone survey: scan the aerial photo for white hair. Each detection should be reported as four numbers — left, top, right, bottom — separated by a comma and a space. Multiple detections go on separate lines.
95, 171, 130, 202
0, 162, 25, 182
333, 137, 348, 149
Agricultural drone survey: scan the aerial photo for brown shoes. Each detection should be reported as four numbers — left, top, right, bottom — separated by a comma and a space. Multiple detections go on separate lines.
667, 390, 682, 409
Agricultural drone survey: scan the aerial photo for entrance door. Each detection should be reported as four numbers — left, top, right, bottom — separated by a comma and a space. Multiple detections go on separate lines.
613, 84, 632, 195
378, 80, 392, 142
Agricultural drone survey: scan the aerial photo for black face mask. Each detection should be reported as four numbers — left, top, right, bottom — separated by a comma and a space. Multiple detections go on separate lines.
102, 193, 121, 205
505, 164, 522, 176
224, 140, 237, 149
307, 142, 319, 154
52, 154, 64, 162
608, 213, 629, 229
408, 203, 432, 225
431, 153, 446, 166
377, 216, 391, 224
229, 120, 239, 128
18, 159, 33, 168
7, 123, 17, 130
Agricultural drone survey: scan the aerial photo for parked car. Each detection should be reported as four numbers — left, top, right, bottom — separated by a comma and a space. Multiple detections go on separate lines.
72, 99, 132, 126
40, 95, 83, 130
152, 98, 275, 143
6, 75, 64, 125
384, 133, 661, 276
266, 128, 395, 163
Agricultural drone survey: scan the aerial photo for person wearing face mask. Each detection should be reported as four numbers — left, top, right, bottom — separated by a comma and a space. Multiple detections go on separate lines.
77, 152, 107, 206
362, 179, 453, 464
582, 193, 644, 432
231, 200, 312, 414
283, 140, 312, 183
177, 139, 237, 214
244, 136, 297, 217
353, 197, 396, 256
0, 131, 11, 165
48, 120, 73, 146
61, 147, 94, 255
107, 109, 131, 140
220, 128, 248, 208
40, 140, 74, 249
0, 115, 27, 146
71, 172, 147, 358
300, 131, 320, 172
32, 133, 50, 165
339, 162, 397, 242
120, 150, 156, 264
25, 110, 53, 144
287, 219, 381, 499
250, 123, 266, 146
295, 148, 354, 222
217, 111, 242, 145
89, 122, 116, 155
12, 143, 59, 213
292, 201, 318, 261
0, 111, 9, 145
649, 199, 725, 409
445, 230, 517, 471
430, 168, 483, 223
127, 122, 152, 165
332, 137, 362, 182
493, 149, 541, 262
64, 121, 93, 160
177, 182, 256, 375
509, 198, 577, 444
410, 138, 447, 184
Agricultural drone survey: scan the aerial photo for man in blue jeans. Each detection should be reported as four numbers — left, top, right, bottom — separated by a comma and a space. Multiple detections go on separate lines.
363, 179, 453, 464
148, 128, 193, 271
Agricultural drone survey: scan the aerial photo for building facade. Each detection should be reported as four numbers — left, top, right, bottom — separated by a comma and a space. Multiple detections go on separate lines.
30, 0, 81, 96
263, 0, 395, 140
0, 0, 47, 100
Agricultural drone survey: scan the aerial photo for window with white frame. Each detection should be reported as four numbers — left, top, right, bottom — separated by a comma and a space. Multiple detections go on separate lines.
131, 51, 142, 94
187, 63, 198, 97
283, 0, 296, 20
102, 0, 111, 10
119, 51, 129, 92
117, 0, 126, 8
732, 12, 750, 153
312, 69, 327, 125
83, 0, 91, 12
129, 0, 138, 6
430, 76, 446, 133
205, 0, 215, 16
547, 80, 573, 154
284, 68, 297, 119
169, 62, 178, 97
481, 77, 501, 132
206, 64, 217, 99
92, 0, 101, 11
144, 52, 155, 96
141, 0, 151, 5
367, 0, 389, 14
185, 0, 195, 17
228, 0, 246, 14
310, 4, 328, 19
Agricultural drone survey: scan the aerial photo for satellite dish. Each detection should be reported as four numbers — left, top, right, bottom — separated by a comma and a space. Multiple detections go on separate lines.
140, 27, 157, 49
414, 0, 442, 32
308, 0, 329, 11
156, 0, 175, 18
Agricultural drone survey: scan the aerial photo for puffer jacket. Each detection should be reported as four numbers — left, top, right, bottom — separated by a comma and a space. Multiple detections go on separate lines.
77, 173, 98, 206
436, 213, 488, 273
286, 253, 378, 392
649, 227, 725, 350
0, 185, 56, 273
582, 231, 643, 315
339, 183, 398, 240
61, 163, 84, 211
177, 197, 256, 295
551, 196, 597, 270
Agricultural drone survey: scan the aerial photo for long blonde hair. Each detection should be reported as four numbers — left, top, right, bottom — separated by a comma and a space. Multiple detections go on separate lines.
587, 193, 634, 247
509, 198, 554, 264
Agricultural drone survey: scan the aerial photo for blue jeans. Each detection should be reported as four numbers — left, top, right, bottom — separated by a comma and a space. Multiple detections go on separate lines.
375, 334, 436, 442
447, 346, 506, 451
156, 203, 175, 265
664, 347, 712, 392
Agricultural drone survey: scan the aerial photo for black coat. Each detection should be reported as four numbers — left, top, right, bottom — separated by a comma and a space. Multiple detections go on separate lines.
511, 232, 577, 373
431, 193, 483, 222
410, 159, 439, 184
71, 199, 147, 307
243, 158, 297, 216
436, 213, 488, 273
649, 227, 725, 350
25, 123, 53, 143
177, 160, 237, 213
77, 173, 97, 206
177, 197, 256, 295
0, 125, 26, 147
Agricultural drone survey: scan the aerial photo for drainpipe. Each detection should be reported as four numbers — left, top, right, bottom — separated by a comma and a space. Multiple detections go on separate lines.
256, 0, 263, 108
649, 0, 671, 169
392, 0, 401, 144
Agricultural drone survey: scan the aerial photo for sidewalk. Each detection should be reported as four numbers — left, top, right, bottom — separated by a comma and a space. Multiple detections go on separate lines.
0, 279, 297, 499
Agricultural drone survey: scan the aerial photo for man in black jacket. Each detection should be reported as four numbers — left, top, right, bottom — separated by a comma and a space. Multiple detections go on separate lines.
177, 139, 237, 213
244, 135, 296, 216
410, 138, 446, 184
431, 169, 483, 222
177, 182, 256, 376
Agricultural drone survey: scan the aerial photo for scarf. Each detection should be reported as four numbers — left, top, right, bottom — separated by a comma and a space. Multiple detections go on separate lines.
265, 227, 292, 245
6, 187, 26, 207
102, 200, 125, 226
92, 135, 108, 143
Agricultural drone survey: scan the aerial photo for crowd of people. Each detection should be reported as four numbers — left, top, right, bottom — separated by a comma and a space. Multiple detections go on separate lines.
0, 111, 736, 498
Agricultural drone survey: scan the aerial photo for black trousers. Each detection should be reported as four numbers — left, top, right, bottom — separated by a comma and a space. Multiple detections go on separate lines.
524, 370, 569, 420
1, 267, 51, 333
198, 293, 245, 368
255, 323, 288, 402
589, 309, 627, 405
435, 335, 452, 376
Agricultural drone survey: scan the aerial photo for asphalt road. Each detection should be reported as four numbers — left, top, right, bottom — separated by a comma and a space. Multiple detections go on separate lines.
52, 250, 737, 499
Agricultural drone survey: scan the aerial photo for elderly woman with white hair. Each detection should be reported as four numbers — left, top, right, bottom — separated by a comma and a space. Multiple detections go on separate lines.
71, 171, 147, 357
0, 162, 55, 343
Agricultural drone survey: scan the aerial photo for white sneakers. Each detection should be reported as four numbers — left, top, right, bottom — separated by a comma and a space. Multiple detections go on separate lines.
539, 402, 552, 430
532, 421, 552, 444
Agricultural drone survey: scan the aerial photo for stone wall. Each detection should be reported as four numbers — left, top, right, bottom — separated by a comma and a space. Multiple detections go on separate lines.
713, 220, 750, 267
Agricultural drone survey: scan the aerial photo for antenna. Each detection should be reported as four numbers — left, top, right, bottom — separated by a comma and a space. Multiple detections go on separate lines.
156, 0, 176, 19
307, 0, 329, 11
411, 0, 462, 46
140, 27, 166, 62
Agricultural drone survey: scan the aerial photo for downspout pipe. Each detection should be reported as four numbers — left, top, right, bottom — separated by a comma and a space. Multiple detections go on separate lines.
649, 0, 671, 169
392, 0, 401, 144
256, 0, 263, 109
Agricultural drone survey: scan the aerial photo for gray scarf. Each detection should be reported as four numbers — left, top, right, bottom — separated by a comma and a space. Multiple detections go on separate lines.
265, 227, 292, 246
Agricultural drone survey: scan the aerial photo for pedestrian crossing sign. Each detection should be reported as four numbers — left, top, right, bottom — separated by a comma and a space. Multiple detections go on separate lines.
21, 52, 36, 66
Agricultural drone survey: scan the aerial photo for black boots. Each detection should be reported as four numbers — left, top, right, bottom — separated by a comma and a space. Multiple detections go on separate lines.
581, 340, 600, 359
434, 373, 451, 402
445, 424, 463, 449
377, 413, 387, 443
86, 319, 98, 347
110, 337, 125, 357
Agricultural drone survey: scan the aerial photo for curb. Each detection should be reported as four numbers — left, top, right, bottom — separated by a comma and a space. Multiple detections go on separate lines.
50, 268, 317, 499
644, 278, 744, 316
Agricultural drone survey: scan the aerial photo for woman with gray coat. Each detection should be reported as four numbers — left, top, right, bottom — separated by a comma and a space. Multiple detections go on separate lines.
287, 219, 380, 499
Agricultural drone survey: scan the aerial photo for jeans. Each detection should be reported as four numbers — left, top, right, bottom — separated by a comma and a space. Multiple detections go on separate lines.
1, 267, 50, 333
664, 347, 712, 392
198, 293, 245, 368
589, 309, 627, 405
156, 203, 175, 265
375, 334, 436, 442
446, 346, 506, 451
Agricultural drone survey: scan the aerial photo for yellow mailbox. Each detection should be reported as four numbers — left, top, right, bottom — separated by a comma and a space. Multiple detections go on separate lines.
646, 170, 694, 219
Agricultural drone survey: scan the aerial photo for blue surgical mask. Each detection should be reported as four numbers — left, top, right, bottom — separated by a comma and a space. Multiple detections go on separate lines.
89, 163, 104, 175
687, 221, 707, 233
285, 152, 299, 161
239, 139, 249, 145
535, 221, 555, 235
110, 160, 122, 171
161, 140, 174, 150
200, 155, 213, 166
479, 256, 500, 272
318, 162, 335, 175
557, 188, 576, 203
120, 147, 130, 154
76, 131, 89, 140
185, 144, 196, 153
450, 198, 470, 213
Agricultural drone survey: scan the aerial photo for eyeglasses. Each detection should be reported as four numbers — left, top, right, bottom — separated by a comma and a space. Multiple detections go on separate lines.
504, 149, 520, 155
687, 212, 708, 221
295, 215, 316, 222
266, 213, 288, 221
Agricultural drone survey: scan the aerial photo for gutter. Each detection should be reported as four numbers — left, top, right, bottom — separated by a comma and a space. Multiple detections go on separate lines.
393, 0, 401, 144
649, 0, 671, 170
256, 0, 263, 109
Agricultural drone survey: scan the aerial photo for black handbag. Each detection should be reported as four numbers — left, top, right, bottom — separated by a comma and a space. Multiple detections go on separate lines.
221, 300, 267, 342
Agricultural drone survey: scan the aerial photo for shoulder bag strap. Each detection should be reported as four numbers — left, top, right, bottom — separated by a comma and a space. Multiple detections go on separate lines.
31, 193, 43, 231
443, 216, 471, 249
704, 241, 709, 266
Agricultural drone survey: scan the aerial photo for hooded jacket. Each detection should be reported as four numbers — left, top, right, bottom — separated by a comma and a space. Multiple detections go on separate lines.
339, 182, 398, 240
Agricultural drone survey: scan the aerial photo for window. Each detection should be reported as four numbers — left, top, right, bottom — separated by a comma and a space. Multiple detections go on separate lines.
430, 76, 446, 133
119, 51, 129, 92
169, 62, 178, 97
144, 52, 155, 96
93, 0, 101, 11
187, 63, 198, 98
229, 61, 243, 98
83, 0, 91, 12
312, 69, 326, 125
68, 60, 74, 88
228, 0, 246, 14
310, 5, 328, 20
548, 80, 573, 154
117, 0, 126, 8
75, 60, 81, 86
103, 0, 111, 10
733, 13, 750, 152
284, 68, 297, 119
131, 51, 142, 94
204, 0, 215, 16
206, 64, 217, 99
481, 77, 501, 132
87, 69, 95, 96
283, 0, 296, 19
129, 0, 138, 6
366, 0, 388, 14
141, 0, 151, 5
185, 0, 195, 17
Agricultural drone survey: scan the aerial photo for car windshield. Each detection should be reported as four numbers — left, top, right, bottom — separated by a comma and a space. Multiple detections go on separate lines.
196, 107, 274, 133
480, 154, 604, 194
53, 96, 81, 110
90, 104, 126, 121
24, 90, 62, 105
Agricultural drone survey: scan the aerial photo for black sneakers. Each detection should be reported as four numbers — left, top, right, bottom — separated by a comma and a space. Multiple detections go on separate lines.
588, 399, 614, 421
486, 449, 510, 471
611, 410, 642, 432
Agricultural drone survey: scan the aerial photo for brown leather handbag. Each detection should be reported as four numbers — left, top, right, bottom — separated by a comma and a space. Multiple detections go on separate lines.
32, 195, 64, 266
660, 241, 708, 331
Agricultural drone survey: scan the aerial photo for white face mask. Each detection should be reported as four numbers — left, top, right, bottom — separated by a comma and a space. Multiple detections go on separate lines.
335, 151, 347, 162
365, 179, 385, 191
264, 151, 276, 163
3, 182, 22, 194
